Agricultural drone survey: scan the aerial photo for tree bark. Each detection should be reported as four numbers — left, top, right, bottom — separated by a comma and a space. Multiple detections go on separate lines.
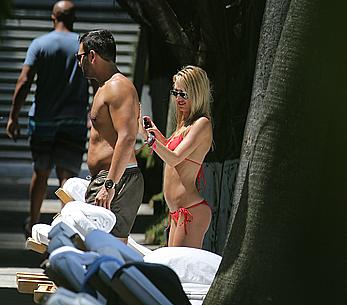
205, 0, 347, 304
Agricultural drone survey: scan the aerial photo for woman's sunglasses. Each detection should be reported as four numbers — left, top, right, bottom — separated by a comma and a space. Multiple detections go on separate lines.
170, 89, 188, 99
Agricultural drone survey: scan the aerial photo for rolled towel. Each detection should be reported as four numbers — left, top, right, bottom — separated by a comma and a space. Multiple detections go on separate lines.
31, 201, 116, 247
62, 177, 89, 203
61, 201, 116, 235
31, 223, 51, 245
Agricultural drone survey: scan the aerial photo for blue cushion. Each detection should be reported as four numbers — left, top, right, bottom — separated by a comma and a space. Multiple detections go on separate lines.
85, 230, 143, 262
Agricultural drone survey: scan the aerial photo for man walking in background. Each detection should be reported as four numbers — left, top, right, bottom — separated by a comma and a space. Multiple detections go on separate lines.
6, 0, 89, 237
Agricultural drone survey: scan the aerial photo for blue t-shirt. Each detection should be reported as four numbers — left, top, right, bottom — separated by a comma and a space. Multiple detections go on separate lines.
24, 30, 89, 121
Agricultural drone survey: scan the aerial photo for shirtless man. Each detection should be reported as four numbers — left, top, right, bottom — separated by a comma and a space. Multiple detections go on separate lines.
76, 30, 144, 242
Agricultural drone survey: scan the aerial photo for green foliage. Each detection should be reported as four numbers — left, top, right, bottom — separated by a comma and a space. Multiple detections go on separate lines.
144, 215, 167, 246
145, 192, 168, 246
136, 143, 155, 169
148, 191, 164, 206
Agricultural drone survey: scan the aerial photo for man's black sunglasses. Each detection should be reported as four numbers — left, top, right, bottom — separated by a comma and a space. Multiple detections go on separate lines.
170, 89, 188, 99
75, 51, 89, 62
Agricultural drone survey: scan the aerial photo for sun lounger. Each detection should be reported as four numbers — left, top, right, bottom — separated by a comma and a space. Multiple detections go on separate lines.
16, 271, 57, 304
47, 222, 86, 254
26, 237, 48, 254
143, 246, 222, 304
44, 287, 103, 305
84, 229, 142, 262
36, 228, 219, 305
84, 230, 202, 305
28, 177, 114, 254
55, 188, 73, 205
45, 234, 191, 305
26, 200, 116, 254
86, 230, 191, 304
34, 283, 57, 304
26, 177, 220, 305
46, 246, 100, 292
127, 235, 153, 256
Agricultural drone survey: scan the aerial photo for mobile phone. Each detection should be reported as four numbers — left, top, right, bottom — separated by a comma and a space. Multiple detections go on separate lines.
143, 117, 152, 129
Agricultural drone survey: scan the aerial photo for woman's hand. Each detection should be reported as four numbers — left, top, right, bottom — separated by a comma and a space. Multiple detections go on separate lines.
138, 115, 148, 140
143, 115, 161, 138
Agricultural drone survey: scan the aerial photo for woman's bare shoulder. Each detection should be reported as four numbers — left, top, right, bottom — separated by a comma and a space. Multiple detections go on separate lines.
192, 116, 212, 130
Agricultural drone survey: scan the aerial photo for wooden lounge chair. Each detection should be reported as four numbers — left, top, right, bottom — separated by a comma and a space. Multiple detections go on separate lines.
25, 188, 73, 254
16, 271, 57, 303
26, 237, 47, 254
55, 188, 73, 205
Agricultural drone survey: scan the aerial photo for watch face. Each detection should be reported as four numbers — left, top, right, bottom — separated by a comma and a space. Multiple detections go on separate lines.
104, 179, 114, 190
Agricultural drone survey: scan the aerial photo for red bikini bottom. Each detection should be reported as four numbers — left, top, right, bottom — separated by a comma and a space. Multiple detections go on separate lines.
168, 200, 210, 234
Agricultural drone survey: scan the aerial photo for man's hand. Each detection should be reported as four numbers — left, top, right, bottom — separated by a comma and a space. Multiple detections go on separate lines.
6, 118, 20, 142
95, 186, 115, 210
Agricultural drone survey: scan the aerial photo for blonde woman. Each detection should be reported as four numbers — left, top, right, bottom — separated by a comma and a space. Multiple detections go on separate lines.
141, 65, 213, 248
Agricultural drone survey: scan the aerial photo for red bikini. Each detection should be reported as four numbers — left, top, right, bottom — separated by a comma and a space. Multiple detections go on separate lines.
166, 133, 210, 234
166, 134, 204, 183
169, 200, 210, 234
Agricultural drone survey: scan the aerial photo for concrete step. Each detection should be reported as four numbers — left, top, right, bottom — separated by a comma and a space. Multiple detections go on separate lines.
0, 198, 153, 214
0, 231, 150, 252
0, 199, 155, 234
0, 267, 43, 288
0, 287, 37, 305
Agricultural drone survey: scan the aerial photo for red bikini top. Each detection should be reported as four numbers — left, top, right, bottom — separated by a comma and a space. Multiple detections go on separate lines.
166, 134, 184, 151
166, 133, 205, 189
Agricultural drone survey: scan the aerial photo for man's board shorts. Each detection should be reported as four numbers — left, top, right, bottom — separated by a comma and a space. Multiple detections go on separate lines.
28, 117, 87, 175
85, 167, 144, 238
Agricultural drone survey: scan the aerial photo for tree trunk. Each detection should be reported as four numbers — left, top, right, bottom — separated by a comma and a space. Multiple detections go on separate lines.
204, 0, 347, 304
200, 160, 239, 253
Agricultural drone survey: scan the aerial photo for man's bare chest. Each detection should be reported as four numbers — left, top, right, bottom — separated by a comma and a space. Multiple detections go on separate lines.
89, 98, 110, 130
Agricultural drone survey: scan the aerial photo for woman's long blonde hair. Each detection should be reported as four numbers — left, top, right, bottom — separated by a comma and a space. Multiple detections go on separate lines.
172, 65, 213, 131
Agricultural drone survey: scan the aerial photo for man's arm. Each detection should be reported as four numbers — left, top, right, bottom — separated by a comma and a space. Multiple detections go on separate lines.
7, 64, 36, 140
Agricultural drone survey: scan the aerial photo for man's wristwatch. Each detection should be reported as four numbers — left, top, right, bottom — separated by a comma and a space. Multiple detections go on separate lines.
104, 179, 116, 190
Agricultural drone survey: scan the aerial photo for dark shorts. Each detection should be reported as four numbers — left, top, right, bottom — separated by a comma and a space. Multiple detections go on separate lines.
29, 118, 87, 175
85, 167, 144, 238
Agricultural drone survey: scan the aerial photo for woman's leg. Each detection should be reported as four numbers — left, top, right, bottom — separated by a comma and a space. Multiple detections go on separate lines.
168, 218, 177, 247
170, 204, 212, 248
